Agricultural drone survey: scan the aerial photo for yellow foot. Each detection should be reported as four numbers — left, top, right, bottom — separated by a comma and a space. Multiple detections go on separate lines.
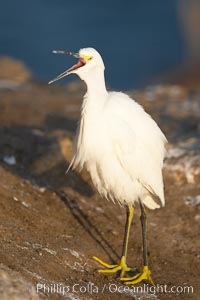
121, 266, 154, 285
93, 255, 136, 278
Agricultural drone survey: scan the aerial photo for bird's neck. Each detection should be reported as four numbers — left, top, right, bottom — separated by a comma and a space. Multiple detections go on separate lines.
84, 68, 108, 101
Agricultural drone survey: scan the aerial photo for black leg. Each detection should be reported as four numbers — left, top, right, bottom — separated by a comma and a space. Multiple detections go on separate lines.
140, 200, 147, 266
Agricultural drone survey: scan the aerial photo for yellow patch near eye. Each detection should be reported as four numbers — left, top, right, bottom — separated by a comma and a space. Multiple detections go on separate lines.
80, 54, 93, 62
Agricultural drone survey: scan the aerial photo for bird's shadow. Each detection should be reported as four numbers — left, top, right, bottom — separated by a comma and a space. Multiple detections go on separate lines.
56, 190, 120, 263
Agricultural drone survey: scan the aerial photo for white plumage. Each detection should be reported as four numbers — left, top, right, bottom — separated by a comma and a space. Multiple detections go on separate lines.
67, 48, 167, 209
50, 47, 167, 210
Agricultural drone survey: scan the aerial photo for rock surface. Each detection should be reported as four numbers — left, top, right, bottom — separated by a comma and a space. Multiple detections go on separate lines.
0, 58, 199, 299
0, 57, 32, 87
0, 264, 42, 300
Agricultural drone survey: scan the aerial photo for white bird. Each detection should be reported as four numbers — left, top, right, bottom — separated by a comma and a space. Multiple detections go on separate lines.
49, 48, 167, 285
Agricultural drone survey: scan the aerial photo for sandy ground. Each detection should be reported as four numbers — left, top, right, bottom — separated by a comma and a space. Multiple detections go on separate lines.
0, 58, 200, 300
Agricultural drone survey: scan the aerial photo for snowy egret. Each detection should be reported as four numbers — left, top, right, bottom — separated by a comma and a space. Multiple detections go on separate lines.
49, 48, 167, 285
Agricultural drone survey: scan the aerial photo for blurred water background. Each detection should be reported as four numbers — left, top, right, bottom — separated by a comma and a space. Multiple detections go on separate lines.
0, 0, 200, 89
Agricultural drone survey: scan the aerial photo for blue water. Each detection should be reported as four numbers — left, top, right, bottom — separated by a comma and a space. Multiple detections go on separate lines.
0, 0, 186, 89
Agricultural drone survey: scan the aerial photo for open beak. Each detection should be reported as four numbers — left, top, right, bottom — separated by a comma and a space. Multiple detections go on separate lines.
48, 50, 86, 84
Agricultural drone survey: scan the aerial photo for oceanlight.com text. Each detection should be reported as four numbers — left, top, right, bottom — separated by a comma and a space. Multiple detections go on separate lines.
36, 282, 194, 297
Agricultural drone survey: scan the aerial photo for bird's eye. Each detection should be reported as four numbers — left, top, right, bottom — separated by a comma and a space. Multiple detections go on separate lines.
89, 57, 93, 60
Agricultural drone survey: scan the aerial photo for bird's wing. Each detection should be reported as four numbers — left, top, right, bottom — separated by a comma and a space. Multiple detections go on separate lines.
106, 92, 167, 207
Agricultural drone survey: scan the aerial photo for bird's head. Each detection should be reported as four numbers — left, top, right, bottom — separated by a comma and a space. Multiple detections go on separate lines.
48, 47, 105, 84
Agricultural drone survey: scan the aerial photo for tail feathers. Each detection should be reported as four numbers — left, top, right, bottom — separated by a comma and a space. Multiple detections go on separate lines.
142, 195, 161, 210
141, 181, 165, 209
